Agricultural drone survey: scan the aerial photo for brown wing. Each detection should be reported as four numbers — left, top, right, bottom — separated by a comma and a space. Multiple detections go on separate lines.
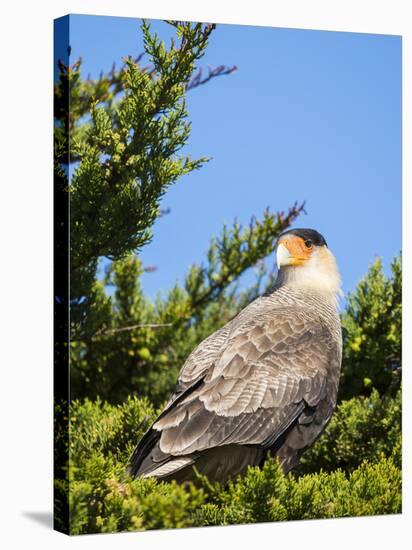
128, 304, 340, 479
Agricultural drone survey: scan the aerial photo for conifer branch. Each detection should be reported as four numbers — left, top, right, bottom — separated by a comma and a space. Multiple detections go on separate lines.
70, 322, 173, 343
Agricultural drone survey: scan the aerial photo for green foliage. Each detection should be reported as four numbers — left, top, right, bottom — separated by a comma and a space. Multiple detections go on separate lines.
55, 21, 220, 341
339, 256, 402, 400
65, 392, 401, 534
69, 21, 211, 271
69, 396, 157, 471
195, 456, 400, 526
67, 396, 206, 534
297, 388, 402, 474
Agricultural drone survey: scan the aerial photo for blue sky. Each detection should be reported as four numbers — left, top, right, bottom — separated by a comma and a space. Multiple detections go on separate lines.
68, 15, 402, 302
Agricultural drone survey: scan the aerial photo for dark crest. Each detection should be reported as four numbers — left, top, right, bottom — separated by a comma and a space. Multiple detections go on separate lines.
278, 228, 328, 247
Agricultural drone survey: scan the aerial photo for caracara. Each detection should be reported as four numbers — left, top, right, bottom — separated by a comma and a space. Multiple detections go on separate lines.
127, 228, 342, 483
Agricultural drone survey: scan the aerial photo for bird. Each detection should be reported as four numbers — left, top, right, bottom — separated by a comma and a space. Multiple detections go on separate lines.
127, 228, 342, 483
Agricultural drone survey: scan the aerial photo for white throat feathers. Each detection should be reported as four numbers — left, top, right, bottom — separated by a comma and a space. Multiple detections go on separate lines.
275, 245, 342, 302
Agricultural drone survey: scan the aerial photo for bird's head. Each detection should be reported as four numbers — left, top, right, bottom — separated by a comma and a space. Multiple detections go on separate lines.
275, 228, 342, 299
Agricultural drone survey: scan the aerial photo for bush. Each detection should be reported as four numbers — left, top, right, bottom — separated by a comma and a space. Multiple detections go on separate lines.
339, 256, 402, 401
297, 388, 402, 474
64, 390, 401, 534
195, 456, 401, 526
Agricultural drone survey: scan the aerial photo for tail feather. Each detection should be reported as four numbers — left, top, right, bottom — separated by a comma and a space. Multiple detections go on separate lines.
128, 440, 264, 484
141, 456, 195, 478
126, 428, 161, 478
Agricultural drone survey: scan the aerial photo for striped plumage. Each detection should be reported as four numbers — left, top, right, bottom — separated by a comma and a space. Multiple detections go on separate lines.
127, 228, 342, 483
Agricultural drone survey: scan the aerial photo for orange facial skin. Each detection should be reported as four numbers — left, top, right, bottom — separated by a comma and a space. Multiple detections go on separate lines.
278, 235, 313, 265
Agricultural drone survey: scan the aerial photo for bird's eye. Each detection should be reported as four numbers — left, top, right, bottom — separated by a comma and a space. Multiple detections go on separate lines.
304, 240, 313, 249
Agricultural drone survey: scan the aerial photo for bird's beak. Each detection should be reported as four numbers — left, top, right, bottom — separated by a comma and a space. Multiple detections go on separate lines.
277, 243, 293, 268
277, 237, 311, 268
